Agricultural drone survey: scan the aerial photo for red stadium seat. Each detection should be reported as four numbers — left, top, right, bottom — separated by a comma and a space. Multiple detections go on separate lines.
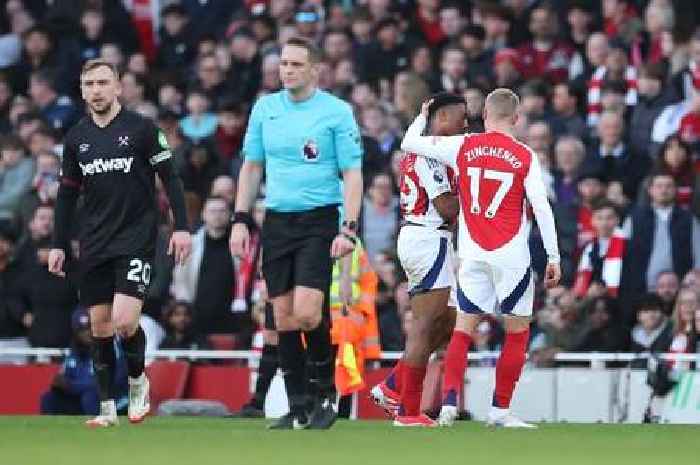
208, 334, 238, 351
145, 361, 191, 409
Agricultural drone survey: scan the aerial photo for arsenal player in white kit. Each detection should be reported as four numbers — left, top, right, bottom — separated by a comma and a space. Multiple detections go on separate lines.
402, 89, 561, 428
371, 93, 464, 427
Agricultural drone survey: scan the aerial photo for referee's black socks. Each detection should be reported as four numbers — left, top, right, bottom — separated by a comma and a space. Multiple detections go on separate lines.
278, 330, 307, 416
253, 344, 279, 408
304, 319, 335, 399
91, 336, 116, 401
122, 326, 146, 378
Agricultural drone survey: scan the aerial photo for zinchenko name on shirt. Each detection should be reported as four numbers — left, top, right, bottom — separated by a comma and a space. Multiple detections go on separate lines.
464, 145, 522, 169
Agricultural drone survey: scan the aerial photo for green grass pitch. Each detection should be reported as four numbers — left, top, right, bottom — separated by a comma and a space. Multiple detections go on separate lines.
1, 417, 698, 465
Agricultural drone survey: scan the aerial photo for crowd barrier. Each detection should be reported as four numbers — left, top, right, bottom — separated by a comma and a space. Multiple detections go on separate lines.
1, 349, 698, 423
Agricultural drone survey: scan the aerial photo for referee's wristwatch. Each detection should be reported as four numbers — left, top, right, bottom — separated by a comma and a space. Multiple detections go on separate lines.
340, 219, 358, 245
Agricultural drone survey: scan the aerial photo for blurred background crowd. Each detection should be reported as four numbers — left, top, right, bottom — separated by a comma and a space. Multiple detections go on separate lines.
1, 0, 700, 366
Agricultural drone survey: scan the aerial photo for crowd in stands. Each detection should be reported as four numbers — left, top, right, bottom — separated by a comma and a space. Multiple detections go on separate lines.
2, 0, 700, 365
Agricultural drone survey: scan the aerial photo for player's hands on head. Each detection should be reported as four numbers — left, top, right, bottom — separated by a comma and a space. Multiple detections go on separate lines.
544, 262, 561, 289
47, 248, 66, 277
169, 231, 192, 266
229, 223, 250, 257
331, 234, 355, 258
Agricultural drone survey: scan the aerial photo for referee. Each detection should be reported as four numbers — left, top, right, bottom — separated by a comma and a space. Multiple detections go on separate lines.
230, 37, 363, 430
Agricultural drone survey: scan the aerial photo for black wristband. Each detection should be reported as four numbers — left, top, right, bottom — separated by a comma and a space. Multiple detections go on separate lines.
232, 211, 256, 230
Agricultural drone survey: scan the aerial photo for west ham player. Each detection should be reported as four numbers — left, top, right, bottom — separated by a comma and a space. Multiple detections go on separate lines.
48, 59, 192, 427
371, 93, 463, 427
402, 89, 560, 428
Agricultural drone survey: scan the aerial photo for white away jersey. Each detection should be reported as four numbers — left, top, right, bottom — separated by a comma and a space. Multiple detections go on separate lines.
399, 152, 457, 228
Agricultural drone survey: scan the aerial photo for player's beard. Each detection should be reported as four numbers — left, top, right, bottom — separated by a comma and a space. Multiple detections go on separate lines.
90, 99, 114, 116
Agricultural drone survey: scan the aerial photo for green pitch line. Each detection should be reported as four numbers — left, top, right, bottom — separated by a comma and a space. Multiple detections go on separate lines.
1, 417, 698, 465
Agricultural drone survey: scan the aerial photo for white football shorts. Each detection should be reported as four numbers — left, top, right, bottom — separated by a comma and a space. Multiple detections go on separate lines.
457, 259, 534, 317
397, 225, 457, 308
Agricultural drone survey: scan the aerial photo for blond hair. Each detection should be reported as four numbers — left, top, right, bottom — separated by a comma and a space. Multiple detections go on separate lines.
485, 88, 520, 121
81, 59, 119, 78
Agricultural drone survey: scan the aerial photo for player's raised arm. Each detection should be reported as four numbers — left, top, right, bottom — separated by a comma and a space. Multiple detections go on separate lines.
146, 123, 191, 265
524, 152, 561, 287
400, 99, 464, 168
49, 136, 82, 277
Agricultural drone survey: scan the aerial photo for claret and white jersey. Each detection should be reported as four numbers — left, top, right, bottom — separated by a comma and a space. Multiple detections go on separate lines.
401, 114, 559, 316
397, 152, 458, 305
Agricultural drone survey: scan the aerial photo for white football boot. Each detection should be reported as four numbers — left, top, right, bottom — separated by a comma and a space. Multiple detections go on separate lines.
128, 373, 151, 423
85, 400, 119, 428
438, 405, 458, 427
487, 407, 537, 429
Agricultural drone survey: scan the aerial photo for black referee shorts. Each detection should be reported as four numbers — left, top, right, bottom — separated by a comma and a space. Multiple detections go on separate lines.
261, 205, 338, 298
79, 252, 154, 307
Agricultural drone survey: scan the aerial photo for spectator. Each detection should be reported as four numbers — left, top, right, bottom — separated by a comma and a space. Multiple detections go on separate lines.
586, 39, 638, 129
376, 251, 402, 351
650, 135, 699, 213
19, 150, 59, 226
180, 139, 223, 203
630, 63, 677, 159
554, 169, 606, 285
409, 45, 436, 85
585, 111, 650, 200
156, 4, 196, 76
530, 289, 587, 365
360, 105, 399, 162
571, 32, 609, 84
464, 87, 485, 133
602, 0, 643, 44
0, 135, 34, 225
0, 223, 27, 364
15, 202, 53, 269
40, 308, 128, 415
17, 237, 78, 348
28, 69, 80, 134
670, 30, 700, 102
553, 136, 586, 206
406, 0, 445, 48
678, 88, 700, 154
669, 286, 699, 356
193, 53, 229, 108
630, 293, 673, 354
517, 3, 575, 84
492, 48, 524, 89
78, 7, 111, 63
361, 173, 399, 265
526, 121, 555, 199
213, 99, 246, 173
209, 175, 235, 208
431, 44, 468, 94
573, 201, 626, 299
322, 28, 353, 66
682, 269, 700, 292
623, 172, 695, 301
479, 3, 512, 52
639, 0, 675, 66
655, 270, 680, 316
180, 89, 218, 142
159, 301, 211, 351
119, 71, 147, 111
551, 82, 588, 142
438, 3, 466, 48
357, 18, 409, 85
565, 1, 595, 59
226, 28, 262, 104
171, 196, 247, 337
458, 24, 493, 91
573, 296, 628, 352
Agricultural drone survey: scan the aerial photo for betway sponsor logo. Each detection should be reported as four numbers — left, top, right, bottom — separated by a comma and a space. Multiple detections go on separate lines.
79, 157, 134, 176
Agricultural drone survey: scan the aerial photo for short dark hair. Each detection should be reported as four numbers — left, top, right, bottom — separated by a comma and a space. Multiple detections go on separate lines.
284, 36, 323, 63
0, 134, 25, 152
591, 200, 620, 216
81, 59, 119, 79
30, 68, 56, 89
637, 293, 664, 313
